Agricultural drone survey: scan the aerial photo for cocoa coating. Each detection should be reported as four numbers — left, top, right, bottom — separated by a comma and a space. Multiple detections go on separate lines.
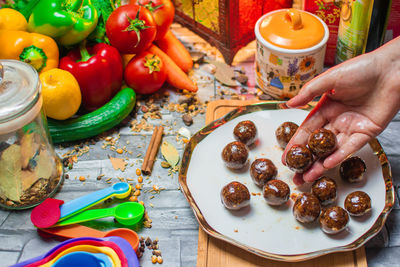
220, 181, 251, 210
340, 156, 366, 183
250, 158, 277, 187
233, 120, 257, 146
263, 180, 290, 206
308, 128, 337, 158
285, 145, 313, 173
221, 141, 249, 169
275, 122, 299, 149
319, 206, 349, 234
311, 176, 337, 206
344, 191, 371, 216
293, 193, 321, 223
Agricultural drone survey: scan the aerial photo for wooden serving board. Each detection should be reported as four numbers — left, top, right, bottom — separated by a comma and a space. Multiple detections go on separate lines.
198, 99, 367, 267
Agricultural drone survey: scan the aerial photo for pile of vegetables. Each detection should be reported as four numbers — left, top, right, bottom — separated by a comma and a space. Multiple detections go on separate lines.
0, 0, 197, 143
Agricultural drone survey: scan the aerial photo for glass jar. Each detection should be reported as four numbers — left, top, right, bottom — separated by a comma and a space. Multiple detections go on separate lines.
0, 60, 63, 210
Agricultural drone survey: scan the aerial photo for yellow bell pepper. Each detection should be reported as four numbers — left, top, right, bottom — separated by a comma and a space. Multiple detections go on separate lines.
0, 8, 28, 31
0, 30, 59, 73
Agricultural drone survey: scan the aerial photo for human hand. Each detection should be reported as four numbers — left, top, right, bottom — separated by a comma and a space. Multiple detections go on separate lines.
282, 37, 400, 185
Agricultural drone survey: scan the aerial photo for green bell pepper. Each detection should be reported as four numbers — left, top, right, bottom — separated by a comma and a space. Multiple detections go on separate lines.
27, 0, 98, 46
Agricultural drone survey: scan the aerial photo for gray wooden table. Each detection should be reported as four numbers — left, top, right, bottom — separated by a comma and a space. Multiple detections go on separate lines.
1, 25, 399, 267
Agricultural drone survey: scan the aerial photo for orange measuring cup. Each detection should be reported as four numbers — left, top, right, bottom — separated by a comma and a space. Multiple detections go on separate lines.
38, 225, 139, 252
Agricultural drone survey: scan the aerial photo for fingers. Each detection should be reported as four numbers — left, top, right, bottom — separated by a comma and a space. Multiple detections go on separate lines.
302, 160, 327, 183
292, 160, 326, 185
292, 173, 305, 186
286, 71, 337, 108
323, 133, 371, 169
281, 104, 327, 165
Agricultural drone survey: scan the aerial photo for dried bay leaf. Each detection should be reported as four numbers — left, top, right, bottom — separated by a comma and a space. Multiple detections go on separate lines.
21, 170, 37, 191
208, 60, 237, 87
0, 144, 22, 201
109, 156, 127, 171
161, 141, 179, 167
20, 132, 40, 169
35, 150, 54, 180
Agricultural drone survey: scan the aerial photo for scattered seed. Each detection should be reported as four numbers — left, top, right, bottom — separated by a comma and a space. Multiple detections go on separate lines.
138, 176, 143, 183
146, 237, 152, 246
79, 176, 86, 182
116, 148, 123, 154
64, 174, 69, 179
129, 196, 138, 202
157, 256, 163, 264
139, 201, 144, 206
151, 255, 157, 264
160, 161, 170, 168
134, 190, 141, 196
136, 169, 142, 176
182, 114, 193, 126
135, 184, 142, 190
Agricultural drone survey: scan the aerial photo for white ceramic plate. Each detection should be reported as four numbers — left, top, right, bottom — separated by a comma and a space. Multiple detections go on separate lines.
179, 103, 394, 261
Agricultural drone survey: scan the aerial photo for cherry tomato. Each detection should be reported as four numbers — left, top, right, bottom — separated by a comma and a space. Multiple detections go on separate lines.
106, 5, 157, 54
130, 0, 174, 40
124, 51, 167, 94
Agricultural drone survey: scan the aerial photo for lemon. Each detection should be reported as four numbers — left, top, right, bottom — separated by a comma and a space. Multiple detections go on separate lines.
39, 68, 81, 120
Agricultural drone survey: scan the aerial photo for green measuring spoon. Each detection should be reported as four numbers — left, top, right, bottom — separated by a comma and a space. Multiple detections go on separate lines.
55, 202, 145, 227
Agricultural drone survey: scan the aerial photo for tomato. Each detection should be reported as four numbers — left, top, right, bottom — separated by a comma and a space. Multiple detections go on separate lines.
124, 51, 167, 94
130, 0, 175, 40
106, 5, 157, 54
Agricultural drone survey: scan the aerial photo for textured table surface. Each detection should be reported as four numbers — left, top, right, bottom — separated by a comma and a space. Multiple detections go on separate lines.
1, 25, 399, 267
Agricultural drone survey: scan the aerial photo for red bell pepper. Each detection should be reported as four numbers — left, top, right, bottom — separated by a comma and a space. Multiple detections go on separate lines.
59, 42, 123, 111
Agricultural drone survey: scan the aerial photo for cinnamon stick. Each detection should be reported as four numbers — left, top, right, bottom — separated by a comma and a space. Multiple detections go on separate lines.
141, 126, 164, 175
141, 126, 159, 173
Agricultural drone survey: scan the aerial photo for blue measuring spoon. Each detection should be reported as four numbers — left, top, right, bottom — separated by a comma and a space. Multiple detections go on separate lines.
59, 182, 131, 221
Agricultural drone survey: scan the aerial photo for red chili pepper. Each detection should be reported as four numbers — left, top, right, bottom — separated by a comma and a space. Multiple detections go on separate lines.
59, 42, 123, 111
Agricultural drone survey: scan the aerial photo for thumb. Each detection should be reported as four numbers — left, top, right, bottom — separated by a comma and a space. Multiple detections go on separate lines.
287, 70, 336, 108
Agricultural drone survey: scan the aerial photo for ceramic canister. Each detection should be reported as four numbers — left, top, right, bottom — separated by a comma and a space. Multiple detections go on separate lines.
255, 8, 329, 99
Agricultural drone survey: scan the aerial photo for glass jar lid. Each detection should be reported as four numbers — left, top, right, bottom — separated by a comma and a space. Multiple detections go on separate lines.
259, 8, 325, 49
0, 60, 40, 124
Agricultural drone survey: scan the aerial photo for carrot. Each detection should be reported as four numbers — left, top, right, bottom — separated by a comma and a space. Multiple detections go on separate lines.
149, 45, 198, 92
155, 30, 193, 73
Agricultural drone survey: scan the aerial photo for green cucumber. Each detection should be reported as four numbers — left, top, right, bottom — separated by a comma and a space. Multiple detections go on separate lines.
47, 87, 136, 144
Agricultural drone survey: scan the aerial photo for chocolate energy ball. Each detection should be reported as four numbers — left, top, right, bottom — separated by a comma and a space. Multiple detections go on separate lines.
250, 158, 277, 187
308, 128, 337, 158
340, 156, 367, 183
319, 206, 349, 234
285, 145, 313, 173
221, 141, 249, 169
275, 122, 299, 149
311, 176, 337, 206
293, 193, 321, 223
263, 180, 290, 206
220, 181, 251, 210
233, 120, 257, 146
344, 191, 371, 216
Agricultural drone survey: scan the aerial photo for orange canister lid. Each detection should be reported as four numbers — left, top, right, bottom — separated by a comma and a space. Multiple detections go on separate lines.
259, 9, 325, 49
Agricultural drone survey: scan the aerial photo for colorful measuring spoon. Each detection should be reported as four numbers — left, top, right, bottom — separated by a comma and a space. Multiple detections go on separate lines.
30, 198, 64, 228
56, 202, 145, 227
31, 183, 131, 228
41, 245, 119, 267
13, 237, 139, 267
52, 252, 113, 267
39, 225, 139, 252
